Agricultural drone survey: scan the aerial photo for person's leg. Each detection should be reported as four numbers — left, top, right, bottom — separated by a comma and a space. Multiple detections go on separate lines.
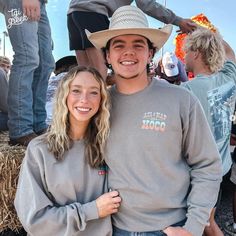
224, 162, 236, 235
86, 47, 107, 79
32, 1, 54, 134
0, 112, 8, 131
75, 50, 90, 66
68, 11, 108, 79
4, 1, 39, 141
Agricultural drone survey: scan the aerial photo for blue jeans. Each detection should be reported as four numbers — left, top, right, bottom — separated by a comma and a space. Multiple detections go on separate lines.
2, 0, 54, 139
113, 227, 167, 236
0, 112, 8, 131
113, 219, 186, 236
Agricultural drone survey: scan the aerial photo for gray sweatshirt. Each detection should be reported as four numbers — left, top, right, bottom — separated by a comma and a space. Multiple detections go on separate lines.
182, 61, 236, 176
106, 79, 222, 236
14, 136, 112, 236
68, 0, 182, 26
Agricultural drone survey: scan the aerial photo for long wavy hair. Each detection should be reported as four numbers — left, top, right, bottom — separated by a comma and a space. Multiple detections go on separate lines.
184, 27, 225, 73
45, 66, 110, 168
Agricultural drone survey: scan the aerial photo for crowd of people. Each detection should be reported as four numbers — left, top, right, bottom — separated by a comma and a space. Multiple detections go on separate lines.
0, 1, 236, 236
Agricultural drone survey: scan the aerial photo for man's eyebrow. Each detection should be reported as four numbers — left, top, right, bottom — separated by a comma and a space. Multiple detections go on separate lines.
111, 39, 125, 45
111, 38, 147, 45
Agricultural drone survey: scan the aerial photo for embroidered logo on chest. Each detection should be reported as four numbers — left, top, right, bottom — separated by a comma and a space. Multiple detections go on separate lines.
141, 111, 167, 132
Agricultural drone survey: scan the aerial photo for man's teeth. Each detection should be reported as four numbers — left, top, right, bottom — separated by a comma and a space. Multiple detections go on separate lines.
121, 61, 135, 65
76, 107, 91, 112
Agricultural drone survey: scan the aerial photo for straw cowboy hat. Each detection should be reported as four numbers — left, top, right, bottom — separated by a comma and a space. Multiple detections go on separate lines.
86, 5, 173, 50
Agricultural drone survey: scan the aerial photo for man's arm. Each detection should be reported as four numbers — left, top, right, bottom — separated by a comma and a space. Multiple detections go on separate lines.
135, 0, 197, 33
223, 40, 236, 63
22, 0, 40, 21
181, 96, 222, 236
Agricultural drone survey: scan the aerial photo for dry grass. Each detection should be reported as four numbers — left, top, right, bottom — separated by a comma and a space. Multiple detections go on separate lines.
0, 131, 25, 232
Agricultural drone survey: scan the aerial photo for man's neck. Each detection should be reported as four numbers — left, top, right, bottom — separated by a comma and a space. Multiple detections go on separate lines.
193, 61, 212, 77
115, 74, 151, 95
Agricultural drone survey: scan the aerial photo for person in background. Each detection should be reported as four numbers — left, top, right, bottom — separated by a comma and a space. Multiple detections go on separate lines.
224, 105, 236, 236
155, 51, 188, 85
67, 0, 197, 83
87, 6, 222, 236
14, 66, 121, 236
0, 0, 55, 146
46, 55, 77, 124
182, 27, 236, 236
0, 56, 11, 75
0, 56, 11, 131
0, 67, 8, 131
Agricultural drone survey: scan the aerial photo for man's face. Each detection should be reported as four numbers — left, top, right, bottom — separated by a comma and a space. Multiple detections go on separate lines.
0, 62, 11, 74
106, 34, 153, 80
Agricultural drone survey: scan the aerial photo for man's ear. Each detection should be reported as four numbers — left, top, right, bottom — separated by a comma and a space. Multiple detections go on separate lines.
106, 50, 111, 64
193, 50, 200, 59
148, 49, 154, 64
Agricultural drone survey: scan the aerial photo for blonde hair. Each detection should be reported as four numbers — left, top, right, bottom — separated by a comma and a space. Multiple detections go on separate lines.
0, 56, 11, 66
45, 66, 110, 168
184, 27, 225, 73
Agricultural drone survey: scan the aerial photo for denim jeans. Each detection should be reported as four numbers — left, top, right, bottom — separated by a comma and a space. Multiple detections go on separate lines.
0, 112, 8, 131
2, 0, 54, 139
113, 227, 167, 236
113, 219, 186, 236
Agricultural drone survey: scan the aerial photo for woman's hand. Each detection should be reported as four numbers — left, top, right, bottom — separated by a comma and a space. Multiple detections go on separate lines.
96, 191, 121, 218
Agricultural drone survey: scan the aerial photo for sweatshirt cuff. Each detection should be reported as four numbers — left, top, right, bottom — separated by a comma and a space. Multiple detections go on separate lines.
80, 200, 99, 221
183, 217, 206, 236
172, 16, 183, 26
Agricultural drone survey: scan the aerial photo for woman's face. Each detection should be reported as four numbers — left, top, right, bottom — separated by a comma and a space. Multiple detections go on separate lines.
67, 71, 101, 127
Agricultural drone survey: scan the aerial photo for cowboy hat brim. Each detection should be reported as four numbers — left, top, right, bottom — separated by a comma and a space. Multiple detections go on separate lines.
86, 24, 173, 50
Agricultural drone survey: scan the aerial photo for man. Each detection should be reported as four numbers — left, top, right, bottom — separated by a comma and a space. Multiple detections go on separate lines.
0, 56, 10, 131
46, 55, 77, 124
0, 56, 11, 75
224, 115, 236, 236
0, 0, 54, 146
68, 0, 197, 83
87, 5, 222, 236
155, 51, 188, 85
0, 67, 8, 131
182, 28, 236, 236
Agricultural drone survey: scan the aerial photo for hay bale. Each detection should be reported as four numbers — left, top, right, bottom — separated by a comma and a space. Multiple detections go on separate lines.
0, 134, 26, 233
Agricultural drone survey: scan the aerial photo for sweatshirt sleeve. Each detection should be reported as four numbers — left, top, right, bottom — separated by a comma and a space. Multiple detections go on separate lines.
135, 0, 183, 26
181, 97, 222, 236
14, 143, 99, 236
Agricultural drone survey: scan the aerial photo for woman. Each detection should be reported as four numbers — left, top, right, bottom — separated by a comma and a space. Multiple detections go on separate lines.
14, 66, 121, 235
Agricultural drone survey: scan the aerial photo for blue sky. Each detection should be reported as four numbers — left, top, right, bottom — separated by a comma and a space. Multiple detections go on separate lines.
0, 0, 236, 63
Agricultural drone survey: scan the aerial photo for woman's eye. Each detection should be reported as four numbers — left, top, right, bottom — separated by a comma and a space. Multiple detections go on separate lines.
90, 91, 99, 95
72, 89, 80, 93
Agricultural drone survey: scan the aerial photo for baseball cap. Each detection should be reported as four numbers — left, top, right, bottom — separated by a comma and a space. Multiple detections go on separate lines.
162, 52, 179, 77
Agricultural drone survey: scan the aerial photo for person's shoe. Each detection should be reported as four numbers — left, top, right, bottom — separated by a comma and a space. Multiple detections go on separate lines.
35, 128, 47, 135
9, 132, 38, 147
224, 222, 236, 236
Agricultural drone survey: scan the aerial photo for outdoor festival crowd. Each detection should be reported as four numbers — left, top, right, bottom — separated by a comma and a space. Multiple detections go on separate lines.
1, 0, 236, 236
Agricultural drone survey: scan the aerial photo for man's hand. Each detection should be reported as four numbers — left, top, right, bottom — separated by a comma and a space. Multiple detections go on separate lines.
163, 226, 193, 236
177, 19, 197, 34
22, 0, 40, 21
